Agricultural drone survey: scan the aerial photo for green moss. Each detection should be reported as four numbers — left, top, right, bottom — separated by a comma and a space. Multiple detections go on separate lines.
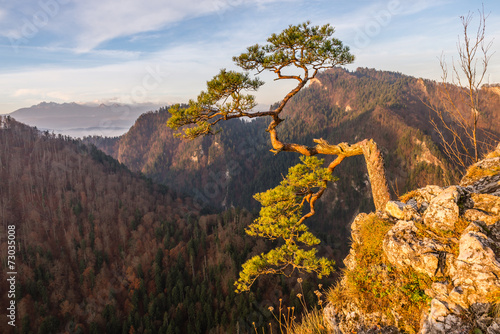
355, 213, 393, 263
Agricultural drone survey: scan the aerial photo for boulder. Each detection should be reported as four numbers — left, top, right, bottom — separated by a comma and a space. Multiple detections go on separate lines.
383, 220, 447, 277
385, 200, 419, 220
471, 193, 500, 216
423, 186, 466, 231
421, 298, 470, 334
460, 144, 500, 195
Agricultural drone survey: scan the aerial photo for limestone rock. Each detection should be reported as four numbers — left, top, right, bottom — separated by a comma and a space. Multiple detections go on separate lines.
323, 302, 399, 334
343, 250, 357, 271
464, 208, 498, 225
427, 281, 450, 299
466, 173, 500, 196
422, 186, 470, 231
488, 320, 500, 334
385, 201, 405, 220
407, 185, 443, 204
471, 193, 500, 216
383, 220, 446, 277
421, 298, 470, 334
385, 200, 419, 220
460, 148, 500, 195
325, 149, 500, 333
449, 222, 500, 302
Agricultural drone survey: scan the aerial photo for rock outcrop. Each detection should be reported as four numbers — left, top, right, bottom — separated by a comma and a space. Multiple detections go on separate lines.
324, 144, 500, 333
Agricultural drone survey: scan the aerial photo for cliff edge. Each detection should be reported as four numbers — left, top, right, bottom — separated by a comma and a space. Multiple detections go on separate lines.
324, 144, 500, 333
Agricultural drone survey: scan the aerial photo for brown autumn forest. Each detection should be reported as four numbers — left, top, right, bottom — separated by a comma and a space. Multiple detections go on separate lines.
1, 118, 321, 334
1, 67, 499, 333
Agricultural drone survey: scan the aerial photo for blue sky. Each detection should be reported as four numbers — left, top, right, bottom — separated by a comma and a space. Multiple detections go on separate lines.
1, 0, 499, 114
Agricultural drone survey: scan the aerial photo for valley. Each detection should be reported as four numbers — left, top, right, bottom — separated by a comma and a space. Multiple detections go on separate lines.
1, 67, 499, 333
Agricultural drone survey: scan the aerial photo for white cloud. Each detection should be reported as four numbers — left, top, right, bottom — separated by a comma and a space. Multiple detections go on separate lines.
66, 0, 289, 52
0, 0, 291, 52
2, 0, 499, 115
0, 28, 292, 114
13, 88, 45, 97
13, 88, 76, 102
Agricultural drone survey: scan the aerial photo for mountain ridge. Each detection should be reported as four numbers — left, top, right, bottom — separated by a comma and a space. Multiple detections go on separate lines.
6, 101, 163, 137
89, 68, 474, 206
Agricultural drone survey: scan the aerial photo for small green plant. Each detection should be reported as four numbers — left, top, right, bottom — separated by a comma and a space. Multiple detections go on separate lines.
399, 270, 432, 304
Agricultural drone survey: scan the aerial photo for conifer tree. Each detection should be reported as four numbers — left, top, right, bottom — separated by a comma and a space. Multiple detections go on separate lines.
168, 22, 391, 292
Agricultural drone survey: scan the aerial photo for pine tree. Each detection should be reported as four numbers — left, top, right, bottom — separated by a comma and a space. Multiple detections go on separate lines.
168, 21, 391, 291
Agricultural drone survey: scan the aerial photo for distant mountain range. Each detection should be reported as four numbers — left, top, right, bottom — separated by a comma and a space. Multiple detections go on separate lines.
5, 102, 162, 137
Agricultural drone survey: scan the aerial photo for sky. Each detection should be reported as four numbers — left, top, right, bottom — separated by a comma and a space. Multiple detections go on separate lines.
1, 0, 499, 115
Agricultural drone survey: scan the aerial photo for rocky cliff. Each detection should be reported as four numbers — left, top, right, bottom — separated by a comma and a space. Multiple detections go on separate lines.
324, 144, 500, 333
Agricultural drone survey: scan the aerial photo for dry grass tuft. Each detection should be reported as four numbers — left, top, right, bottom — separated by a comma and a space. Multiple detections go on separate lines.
399, 190, 420, 203
289, 308, 328, 334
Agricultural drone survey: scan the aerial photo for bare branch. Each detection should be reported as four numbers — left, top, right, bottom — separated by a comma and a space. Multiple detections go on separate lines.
428, 6, 498, 169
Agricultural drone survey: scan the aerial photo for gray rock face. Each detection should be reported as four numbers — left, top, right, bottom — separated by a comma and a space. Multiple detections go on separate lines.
460, 148, 500, 195
323, 303, 400, 334
420, 298, 471, 334
385, 200, 419, 220
383, 219, 446, 277
324, 146, 500, 333
423, 186, 465, 231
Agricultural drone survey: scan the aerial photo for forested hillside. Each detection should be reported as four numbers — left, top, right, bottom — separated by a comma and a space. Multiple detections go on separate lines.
0, 118, 329, 334
87, 67, 500, 259
90, 68, 476, 208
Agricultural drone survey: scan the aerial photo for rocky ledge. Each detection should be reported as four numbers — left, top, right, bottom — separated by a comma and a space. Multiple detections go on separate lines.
324, 145, 500, 333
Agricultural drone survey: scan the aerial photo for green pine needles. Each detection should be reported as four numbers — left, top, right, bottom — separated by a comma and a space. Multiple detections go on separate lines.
234, 21, 354, 74
166, 21, 356, 293
167, 69, 264, 139
167, 21, 354, 140
235, 156, 336, 292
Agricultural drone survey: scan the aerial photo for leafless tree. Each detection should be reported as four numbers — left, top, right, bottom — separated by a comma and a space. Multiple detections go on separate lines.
429, 6, 498, 169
